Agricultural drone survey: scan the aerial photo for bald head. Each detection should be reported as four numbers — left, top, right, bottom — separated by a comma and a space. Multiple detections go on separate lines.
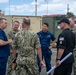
23, 17, 30, 25
22, 17, 31, 29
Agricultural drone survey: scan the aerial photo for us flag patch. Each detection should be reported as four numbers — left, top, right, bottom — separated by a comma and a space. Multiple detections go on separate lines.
59, 37, 64, 41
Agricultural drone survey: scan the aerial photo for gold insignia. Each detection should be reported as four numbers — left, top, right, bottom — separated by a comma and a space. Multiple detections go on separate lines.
60, 41, 62, 44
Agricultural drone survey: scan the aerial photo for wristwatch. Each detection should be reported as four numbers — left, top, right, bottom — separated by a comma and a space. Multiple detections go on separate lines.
56, 58, 60, 60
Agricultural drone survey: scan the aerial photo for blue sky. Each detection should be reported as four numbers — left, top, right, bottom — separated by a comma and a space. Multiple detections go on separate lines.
0, 0, 76, 16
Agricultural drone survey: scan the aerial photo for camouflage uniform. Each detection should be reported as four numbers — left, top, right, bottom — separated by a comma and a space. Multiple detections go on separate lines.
12, 29, 40, 75
7, 30, 19, 75
71, 28, 76, 75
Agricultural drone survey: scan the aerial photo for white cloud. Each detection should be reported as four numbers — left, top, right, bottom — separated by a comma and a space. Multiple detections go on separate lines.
5, 0, 76, 16
38, 0, 76, 15
52, 0, 62, 3
6, 4, 35, 13
0, 0, 8, 3
37, 0, 44, 3
68, 2, 76, 15
31, 2, 39, 5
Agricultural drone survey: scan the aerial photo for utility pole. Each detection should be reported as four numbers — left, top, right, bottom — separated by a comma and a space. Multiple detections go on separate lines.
46, 1, 48, 14
9, 0, 10, 15
35, 0, 37, 16
67, 4, 69, 14
45, 0, 48, 14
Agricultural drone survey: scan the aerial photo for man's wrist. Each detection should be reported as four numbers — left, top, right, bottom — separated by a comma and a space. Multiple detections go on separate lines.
40, 60, 43, 62
56, 58, 60, 60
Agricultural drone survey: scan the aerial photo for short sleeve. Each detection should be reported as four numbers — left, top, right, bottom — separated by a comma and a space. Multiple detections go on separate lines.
33, 34, 41, 49
0, 31, 4, 40
57, 33, 66, 49
8, 31, 12, 39
51, 33, 56, 41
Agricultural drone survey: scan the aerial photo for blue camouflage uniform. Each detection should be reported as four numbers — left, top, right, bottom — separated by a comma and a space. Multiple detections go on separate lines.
37, 31, 56, 72
0, 28, 10, 75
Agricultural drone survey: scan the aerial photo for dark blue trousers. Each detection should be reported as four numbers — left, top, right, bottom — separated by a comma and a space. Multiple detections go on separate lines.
0, 57, 8, 75
37, 52, 51, 72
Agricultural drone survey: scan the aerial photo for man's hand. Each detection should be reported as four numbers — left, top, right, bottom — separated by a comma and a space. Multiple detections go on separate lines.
0, 39, 12, 46
8, 39, 13, 44
40, 61, 45, 68
12, 58, 17, 70
12, 63, 17, 70
56, 60, 61, 67
48, 46, 52, 49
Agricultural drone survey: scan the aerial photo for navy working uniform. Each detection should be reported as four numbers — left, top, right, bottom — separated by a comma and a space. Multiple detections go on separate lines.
0, 29, 10, 75
37, 31, 56, 72
53, 28, 75, 75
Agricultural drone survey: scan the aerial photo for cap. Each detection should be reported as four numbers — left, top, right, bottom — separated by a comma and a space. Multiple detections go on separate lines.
59, 18, 70, 25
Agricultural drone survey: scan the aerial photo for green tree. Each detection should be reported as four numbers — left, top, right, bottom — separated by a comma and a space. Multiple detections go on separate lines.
67, 12, 75, 18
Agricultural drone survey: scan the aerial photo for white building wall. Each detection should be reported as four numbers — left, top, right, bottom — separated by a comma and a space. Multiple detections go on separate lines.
3, 15, 42, 34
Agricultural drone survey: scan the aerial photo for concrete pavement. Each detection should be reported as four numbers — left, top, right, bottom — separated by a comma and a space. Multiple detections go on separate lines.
11, 48, 73, 75
40, 48, 56, 75
40, 48, 73, 75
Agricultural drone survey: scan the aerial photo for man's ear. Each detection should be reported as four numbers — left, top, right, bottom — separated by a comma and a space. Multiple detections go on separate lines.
22, 23, 24, 28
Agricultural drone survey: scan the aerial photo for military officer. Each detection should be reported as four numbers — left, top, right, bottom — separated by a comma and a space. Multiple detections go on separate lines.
69, 18, 76, 75
37, 23, 56, 75
7, 21, 20, 75
53, 18, 75, 75
12, 17, 45, 75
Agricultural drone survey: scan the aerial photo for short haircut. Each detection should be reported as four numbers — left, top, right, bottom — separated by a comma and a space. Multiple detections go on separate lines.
69, 17, 75, 21
43, 23, 49, 27
0, 18, 6, 23
14, 21, 20, 24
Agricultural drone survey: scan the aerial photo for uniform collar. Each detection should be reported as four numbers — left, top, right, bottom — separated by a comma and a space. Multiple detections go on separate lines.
12, 30, 19, 34
41, 30, 49, 33
0, 28, 4, 32
63, 28, 70, 31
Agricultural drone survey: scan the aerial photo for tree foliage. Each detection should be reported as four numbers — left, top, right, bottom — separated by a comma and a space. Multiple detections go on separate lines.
67, 12, 75, 18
